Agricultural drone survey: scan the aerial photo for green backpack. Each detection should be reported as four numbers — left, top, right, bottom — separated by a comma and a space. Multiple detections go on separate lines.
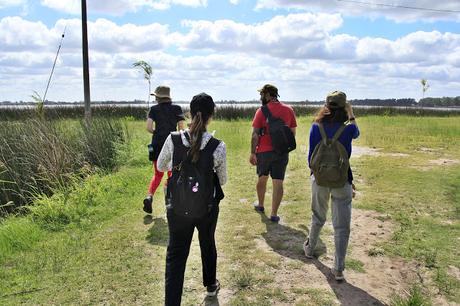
310, 123, 349, 188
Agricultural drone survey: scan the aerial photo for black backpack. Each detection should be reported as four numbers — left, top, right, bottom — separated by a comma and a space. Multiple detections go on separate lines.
260, 105, 296, 154
166, 132, 223, 218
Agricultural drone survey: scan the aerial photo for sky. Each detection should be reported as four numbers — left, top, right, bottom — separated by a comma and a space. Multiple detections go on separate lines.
0, 0, 459, 102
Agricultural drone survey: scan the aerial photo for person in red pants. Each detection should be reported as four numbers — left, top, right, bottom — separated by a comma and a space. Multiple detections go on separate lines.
143, 85, 185, 214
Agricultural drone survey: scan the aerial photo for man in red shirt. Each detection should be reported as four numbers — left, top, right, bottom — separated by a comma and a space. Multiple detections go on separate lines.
249, 84, 297, 222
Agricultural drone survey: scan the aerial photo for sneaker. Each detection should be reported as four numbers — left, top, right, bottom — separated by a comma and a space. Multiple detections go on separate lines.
253, 203, 265, 213
303, 238, 315, 259
206, 280, 220, 297
270, 215, 280, 223
143, 196, 153, 214
331, 268, 345, 281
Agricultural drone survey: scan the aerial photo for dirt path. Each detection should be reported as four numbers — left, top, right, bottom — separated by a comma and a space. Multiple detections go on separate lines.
126, 145, 454, 305
252, 208, 421, 306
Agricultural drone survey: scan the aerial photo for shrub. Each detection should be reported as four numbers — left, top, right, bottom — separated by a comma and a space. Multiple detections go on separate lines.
0, 118, 128, 214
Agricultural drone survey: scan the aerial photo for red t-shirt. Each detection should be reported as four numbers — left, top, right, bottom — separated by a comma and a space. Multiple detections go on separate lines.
252, 101, 297, 153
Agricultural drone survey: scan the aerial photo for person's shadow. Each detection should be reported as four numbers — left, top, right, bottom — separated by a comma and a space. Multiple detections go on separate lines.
145, 216, 168, 246
259, 213, 385, 306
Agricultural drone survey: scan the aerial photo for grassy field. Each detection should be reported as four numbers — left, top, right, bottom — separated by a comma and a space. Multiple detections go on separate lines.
0, 116, 459, 305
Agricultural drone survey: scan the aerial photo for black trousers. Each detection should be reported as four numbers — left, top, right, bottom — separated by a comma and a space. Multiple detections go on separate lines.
165, 206, 219, 306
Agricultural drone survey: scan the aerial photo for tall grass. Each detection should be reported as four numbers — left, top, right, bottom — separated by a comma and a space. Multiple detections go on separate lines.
1, 104, 459, 122
0, 118, 128, 214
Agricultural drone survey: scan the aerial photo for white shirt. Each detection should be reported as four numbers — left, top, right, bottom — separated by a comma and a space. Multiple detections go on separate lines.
157, 129, 227, 185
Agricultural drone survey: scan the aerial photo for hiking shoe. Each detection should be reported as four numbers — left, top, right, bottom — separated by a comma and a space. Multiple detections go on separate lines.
143, 196, 153, 214
303, 239, 315, 259
331, 269, 345, 281
270, 215, 280, 223
206, 280, 220, 297
253, 203, 265, 213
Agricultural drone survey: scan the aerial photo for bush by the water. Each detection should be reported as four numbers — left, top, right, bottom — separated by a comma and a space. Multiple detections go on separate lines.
0, 118, 128, 214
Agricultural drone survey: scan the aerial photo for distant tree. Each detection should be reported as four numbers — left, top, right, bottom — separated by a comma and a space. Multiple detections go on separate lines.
132, 60, 153, 108
420, 79, 430, 99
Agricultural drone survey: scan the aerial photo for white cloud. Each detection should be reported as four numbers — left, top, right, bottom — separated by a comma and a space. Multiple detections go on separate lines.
1, 14, 459, 102
0, 0, 25, 9
0, 17, 55, 51
179, 13, 344, 58
178, 13, 460, 65
40, 0, 208, 15
255, 0, 460, 22
229, 0, 240, 5
0, 17, 174, 53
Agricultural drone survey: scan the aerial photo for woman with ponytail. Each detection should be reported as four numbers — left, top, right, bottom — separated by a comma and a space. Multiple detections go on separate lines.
157, 93, 227, 305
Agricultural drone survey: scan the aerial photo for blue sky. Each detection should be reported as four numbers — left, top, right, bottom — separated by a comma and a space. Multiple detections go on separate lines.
1, 0, 459, 102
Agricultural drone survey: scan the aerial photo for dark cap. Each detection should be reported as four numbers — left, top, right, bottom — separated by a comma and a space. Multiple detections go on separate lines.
257, 84, 280, 97
190, 92, 215, 119
326, 91, 347, 109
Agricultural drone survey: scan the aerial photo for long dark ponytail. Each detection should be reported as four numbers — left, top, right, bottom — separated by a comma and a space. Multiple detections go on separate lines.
189, 111, 207, 163
188, 92, 215, 162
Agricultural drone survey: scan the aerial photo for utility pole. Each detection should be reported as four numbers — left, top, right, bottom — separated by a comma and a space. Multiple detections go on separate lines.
81, 0, 91, 124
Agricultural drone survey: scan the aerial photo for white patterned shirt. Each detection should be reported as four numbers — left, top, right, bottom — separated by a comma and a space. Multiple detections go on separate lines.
157, 129, 227, 185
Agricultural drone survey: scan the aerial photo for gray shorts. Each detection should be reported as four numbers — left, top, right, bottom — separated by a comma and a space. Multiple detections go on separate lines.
256, 151, 289, 180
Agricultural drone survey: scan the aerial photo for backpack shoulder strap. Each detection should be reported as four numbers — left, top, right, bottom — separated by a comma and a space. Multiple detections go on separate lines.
332, 124, 347, 143
261, 105, 272, 122
171, 132, 182, 146
318, 123, 329, 145
204, 136, 221, 153
171, 132, 187, 168
183, 131, 191, 145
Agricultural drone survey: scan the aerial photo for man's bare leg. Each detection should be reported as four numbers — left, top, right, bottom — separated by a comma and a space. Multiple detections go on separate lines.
271, 179, 284, 217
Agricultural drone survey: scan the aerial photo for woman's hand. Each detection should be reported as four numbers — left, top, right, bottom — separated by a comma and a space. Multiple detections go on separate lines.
323, 106, 331, 115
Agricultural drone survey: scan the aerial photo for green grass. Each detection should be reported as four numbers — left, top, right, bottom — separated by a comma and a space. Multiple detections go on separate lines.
0, 118, 128, 212
0, 116, 459, 304
390, 285, 431, 306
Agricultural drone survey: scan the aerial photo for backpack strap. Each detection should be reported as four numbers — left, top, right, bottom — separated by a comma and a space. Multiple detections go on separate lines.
259, 106, 272, 136
171, 132, 188, 170
183, 132, 221, 160
261, 105, 272, 122
204, 137, 221, 153
171, 132, 183, 148
332, 124, 347, 143
318, 123, 329, 145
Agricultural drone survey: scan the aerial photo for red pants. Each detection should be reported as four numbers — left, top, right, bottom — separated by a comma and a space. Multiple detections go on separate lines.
148, 161, 172, 195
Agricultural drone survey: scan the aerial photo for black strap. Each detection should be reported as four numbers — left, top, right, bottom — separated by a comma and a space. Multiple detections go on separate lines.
170, 132, 183, 148
171, 132, 187, 170
205, 137, 220, 152
261, 105, 272, 122
183, 131, 221, 159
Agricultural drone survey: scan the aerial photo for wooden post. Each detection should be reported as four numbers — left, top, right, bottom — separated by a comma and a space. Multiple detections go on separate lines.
81, 0, 91, 124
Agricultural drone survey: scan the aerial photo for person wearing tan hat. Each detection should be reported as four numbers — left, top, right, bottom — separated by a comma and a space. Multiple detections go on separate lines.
249, 84, 297, 222
303, 90, 360, 282
143, 85, 185, 214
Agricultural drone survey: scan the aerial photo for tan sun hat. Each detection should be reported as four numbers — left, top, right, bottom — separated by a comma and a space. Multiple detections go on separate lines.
151, 86, 171, 99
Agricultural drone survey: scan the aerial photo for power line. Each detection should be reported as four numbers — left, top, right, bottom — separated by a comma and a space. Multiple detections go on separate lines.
43, 26, 66, 103
336, 0, 460, 13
